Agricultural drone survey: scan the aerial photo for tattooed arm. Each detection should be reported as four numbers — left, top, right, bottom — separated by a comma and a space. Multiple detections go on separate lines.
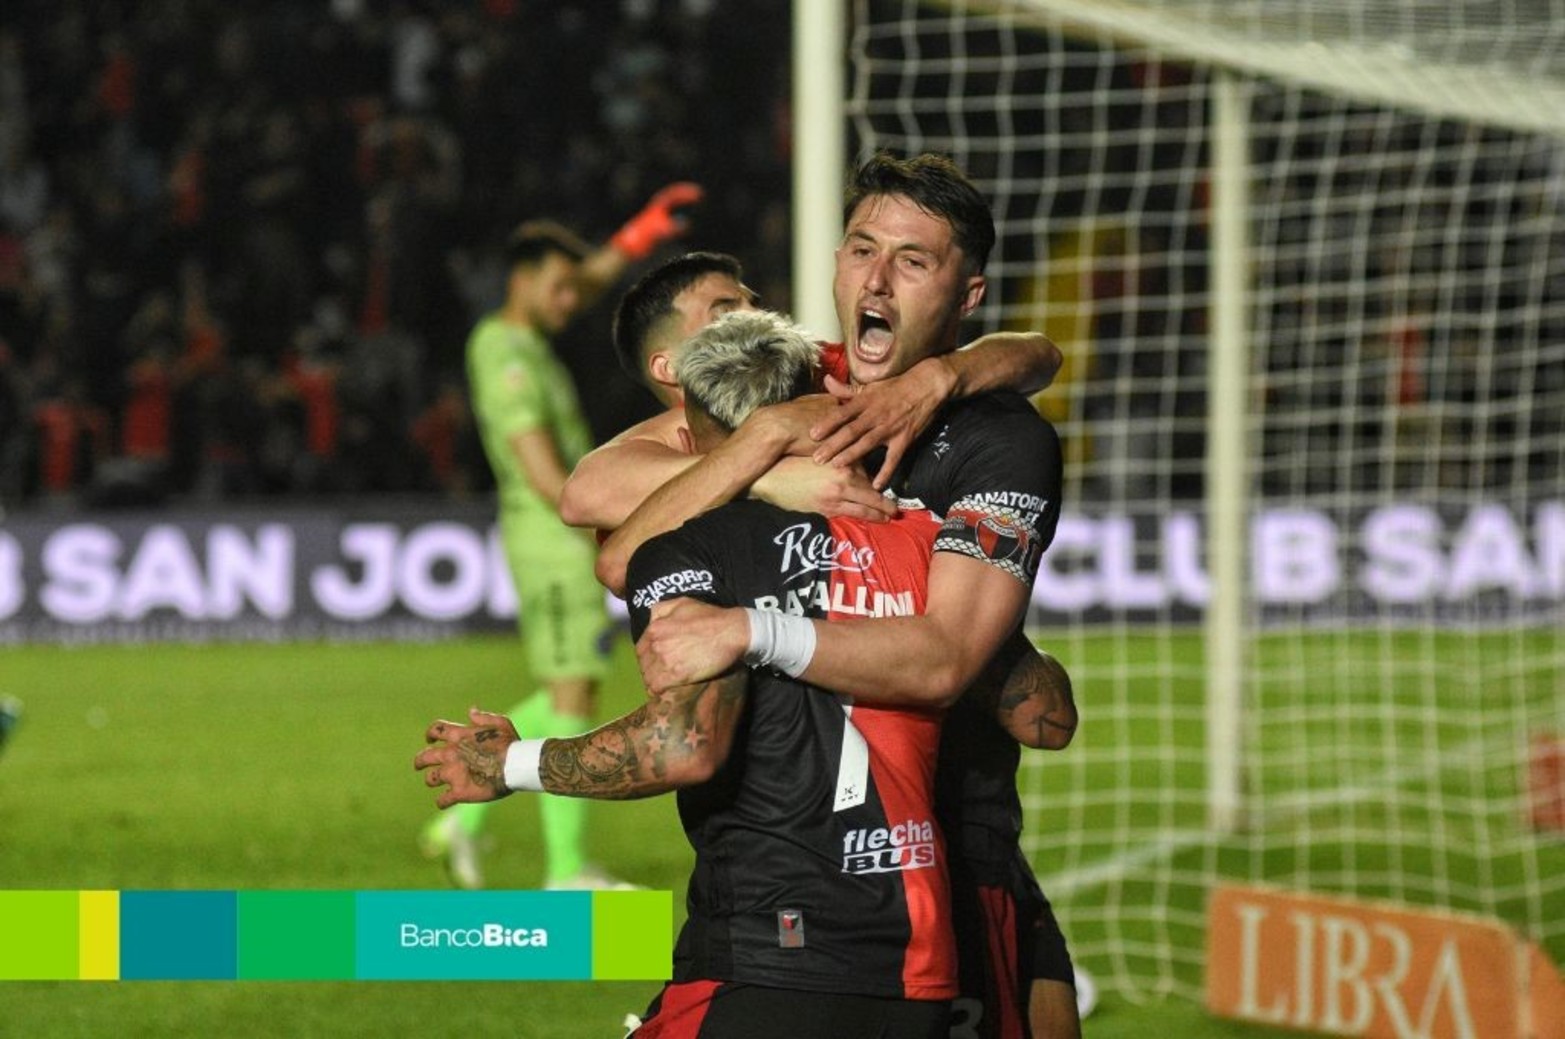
537, 669, 747, 798
982, 633, 1076, 751
415, 668, 748, 807
966, 628, 1077, 750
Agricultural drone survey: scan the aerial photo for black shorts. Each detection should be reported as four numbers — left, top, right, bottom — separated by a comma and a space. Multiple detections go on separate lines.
950, 867, 1076, 1039
632, 980, 949, 1039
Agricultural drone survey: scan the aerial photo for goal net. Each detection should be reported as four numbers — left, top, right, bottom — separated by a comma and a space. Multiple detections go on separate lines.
844, 0, 1565, 1003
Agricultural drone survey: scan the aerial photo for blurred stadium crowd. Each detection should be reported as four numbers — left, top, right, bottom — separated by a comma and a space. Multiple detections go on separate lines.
0, 0, 792, 511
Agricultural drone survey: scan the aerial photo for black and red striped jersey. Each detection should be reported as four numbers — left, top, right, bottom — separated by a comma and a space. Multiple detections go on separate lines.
626, 500, 957, 1001
889, 391, 1064, 881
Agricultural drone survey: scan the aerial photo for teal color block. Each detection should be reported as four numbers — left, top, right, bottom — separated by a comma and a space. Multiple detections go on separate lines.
120, 890, 237, 980
355, 890, 591, 980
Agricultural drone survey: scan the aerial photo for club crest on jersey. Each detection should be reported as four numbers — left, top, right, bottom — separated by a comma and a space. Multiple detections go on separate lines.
776, 909, 806, 948
976, 510, 1031, 563
938, 501, 1044, 582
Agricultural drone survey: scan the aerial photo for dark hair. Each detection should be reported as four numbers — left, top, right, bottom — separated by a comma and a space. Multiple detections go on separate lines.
504, 220, 592, 270
611, 251, 748, 382
843, 152, 995, 274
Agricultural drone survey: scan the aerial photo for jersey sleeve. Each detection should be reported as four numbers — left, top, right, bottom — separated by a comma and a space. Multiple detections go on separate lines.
932, 401, 1063, 587
816, 341, 850, 386
469, 324, 549, 440
624, 524, 730, 640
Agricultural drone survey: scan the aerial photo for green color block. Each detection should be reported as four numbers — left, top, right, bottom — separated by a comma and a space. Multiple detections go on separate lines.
0, 891, 79, 980
591, 890, 672, 980
238, 891, 356, 980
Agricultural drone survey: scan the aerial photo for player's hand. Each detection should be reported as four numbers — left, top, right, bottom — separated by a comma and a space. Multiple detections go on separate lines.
637, 599, 749, 695
611, 182, 705, 260
751, 456, 897, 522
744, 394, 845, 457
810, 358, 955, 489
414, 707, 519, 808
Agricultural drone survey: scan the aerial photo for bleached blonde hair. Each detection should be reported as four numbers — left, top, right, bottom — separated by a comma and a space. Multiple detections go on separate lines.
674, 310, 821, 431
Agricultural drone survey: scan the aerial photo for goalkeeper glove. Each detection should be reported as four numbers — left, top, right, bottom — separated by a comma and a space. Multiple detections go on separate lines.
610, 182, 704, 260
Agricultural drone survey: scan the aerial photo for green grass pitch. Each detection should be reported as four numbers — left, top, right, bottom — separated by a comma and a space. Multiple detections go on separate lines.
2, 631, 1553, 1037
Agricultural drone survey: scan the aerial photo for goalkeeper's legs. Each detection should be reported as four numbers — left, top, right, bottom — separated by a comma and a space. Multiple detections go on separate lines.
533, 675, 640, 891
425, 530, 634, 889
536, 676, 593, 886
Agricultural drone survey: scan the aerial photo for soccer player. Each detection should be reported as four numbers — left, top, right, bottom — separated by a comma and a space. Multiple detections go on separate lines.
616, 155, 1085, 1038
420, 312, 965, 1037
419, 184, 701, 891
559, 252, 1064, 569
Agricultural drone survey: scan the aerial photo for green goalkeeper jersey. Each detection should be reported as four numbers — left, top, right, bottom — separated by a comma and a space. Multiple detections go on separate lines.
466, 314, 595, 523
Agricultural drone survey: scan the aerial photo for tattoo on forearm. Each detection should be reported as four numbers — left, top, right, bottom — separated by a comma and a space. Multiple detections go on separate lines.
538, 672, 748, 799
994, 648, 1077, 746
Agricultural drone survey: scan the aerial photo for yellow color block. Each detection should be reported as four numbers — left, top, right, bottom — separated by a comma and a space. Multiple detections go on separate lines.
78, 890, 120, 981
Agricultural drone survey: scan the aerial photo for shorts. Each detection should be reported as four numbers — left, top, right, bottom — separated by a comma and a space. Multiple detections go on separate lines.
500, 513, 612, 682
631, 980, 948, 1039
950, 858, 1075, 1038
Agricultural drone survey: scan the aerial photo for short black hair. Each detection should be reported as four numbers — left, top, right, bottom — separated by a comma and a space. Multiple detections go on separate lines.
843, 152, 995, 274
504, 220, 592, 270
611, 251, 747, 383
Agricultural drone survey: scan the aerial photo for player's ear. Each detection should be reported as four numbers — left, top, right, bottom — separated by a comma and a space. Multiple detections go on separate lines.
648, 350, 679, 392
959, 274, 986, 318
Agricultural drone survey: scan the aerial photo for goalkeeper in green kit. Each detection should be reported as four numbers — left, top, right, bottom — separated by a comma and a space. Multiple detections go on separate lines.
421, 184, 702, 889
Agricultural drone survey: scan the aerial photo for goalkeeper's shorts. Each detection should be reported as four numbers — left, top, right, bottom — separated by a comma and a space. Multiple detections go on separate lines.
499, 518, 612, 683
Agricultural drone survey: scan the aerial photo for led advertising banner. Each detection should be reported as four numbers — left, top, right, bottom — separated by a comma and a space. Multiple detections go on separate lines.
1, 499, 1559, 644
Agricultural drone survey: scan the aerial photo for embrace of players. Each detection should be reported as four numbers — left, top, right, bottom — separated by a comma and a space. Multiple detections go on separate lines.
417, 153, 1085, 1038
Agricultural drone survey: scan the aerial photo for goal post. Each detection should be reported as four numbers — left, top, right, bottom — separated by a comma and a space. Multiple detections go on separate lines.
813, 0, 1565, 1004
791, 0, 846, 339
1204, 69, 1251, 835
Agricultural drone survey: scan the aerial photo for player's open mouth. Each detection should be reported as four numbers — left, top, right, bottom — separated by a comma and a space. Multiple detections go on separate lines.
855, 308, 895, 363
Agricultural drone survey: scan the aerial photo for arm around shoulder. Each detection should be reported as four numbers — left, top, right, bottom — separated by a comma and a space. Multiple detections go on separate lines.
946, 331, 1062, 397
559, 411, 696, 531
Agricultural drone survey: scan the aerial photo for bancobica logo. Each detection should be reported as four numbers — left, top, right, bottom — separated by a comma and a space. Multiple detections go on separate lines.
631, 568, 715, 610
841, 818, 938, 875
400, 922, 549, 948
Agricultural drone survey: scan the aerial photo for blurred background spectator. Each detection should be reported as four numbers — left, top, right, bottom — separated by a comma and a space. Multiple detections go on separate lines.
0, 0, 794, 511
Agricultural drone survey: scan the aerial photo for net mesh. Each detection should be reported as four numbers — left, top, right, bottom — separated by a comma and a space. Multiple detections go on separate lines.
848, 0, 1565, 1002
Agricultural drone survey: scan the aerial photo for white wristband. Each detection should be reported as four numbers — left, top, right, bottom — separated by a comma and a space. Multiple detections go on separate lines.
742, 608, 818, 678
503, 738, 547, 792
